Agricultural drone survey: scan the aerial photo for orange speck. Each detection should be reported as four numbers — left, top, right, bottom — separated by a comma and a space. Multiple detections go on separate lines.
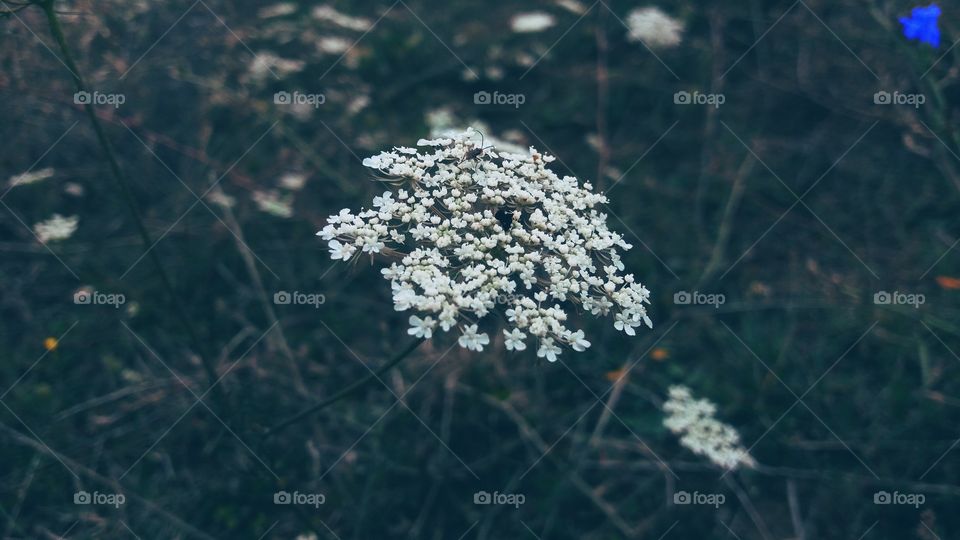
936, 276, 960, 290
605, 368, 627, 382
650, 348, 670, 361
43, 337, 58, 351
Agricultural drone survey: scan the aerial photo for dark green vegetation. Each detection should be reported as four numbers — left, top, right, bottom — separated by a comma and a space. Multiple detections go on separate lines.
1, 0, 959, 538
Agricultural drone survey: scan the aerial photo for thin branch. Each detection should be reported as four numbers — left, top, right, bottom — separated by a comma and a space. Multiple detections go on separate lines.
264, 337, 426, 437
37, 0, 223, 404
0, 422, 218, 540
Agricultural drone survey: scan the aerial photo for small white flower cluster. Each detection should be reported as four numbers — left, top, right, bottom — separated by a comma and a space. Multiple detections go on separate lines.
252, 190, 294, 218
257, 3, 297, 18
311, 5, 372, 32
510, 12, 557, 33
319, 129, 652, 360
663, 386, 756, 470
33, 213, 78, 243
9, 167, 55, 188
247, 51, 305, 81
625, 7, 684, 48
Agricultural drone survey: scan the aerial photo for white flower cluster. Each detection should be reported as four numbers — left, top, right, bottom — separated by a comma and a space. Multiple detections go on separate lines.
625, 7, 684, 48
33, 214, 78, 243
663, 386, 756, 470
319, 129, 652, 360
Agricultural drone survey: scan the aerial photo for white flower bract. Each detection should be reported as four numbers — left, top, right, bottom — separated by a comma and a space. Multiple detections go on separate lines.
663, 385, 756, 470
320, 129, 652, 357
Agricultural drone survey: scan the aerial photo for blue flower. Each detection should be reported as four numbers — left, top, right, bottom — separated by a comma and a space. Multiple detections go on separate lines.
899, 4, 942, 48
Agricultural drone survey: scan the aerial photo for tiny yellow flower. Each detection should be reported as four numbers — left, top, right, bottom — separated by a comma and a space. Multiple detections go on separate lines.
43, 337, 58, 351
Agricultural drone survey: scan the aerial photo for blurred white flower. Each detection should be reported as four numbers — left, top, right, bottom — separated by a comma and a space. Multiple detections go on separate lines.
554, 0, 587, 15
9, 167, 55, 188
425, 108, 457, 132
280, 173, 307, 191
257, 3, 296, 18
347, 94, 371, 115
625, 7, 684, 48
319, 129, 653, 357
64, 182, 84, 197
206, 187, 236, 208
312, 5, 372, 31
316, 36, 352, 55
247, 52, 305, 81
252, 190, 293, 218
511, 12, 557, 33
33, 214, 78, 243
485, 65, 505, 81
663, 385, 756, 470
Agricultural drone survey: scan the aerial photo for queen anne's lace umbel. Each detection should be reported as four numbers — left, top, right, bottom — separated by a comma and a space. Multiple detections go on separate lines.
319, 129, 652, 360
663, 386, 756, 470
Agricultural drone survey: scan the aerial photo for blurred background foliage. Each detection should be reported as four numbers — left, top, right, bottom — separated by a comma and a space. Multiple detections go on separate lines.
2, 0, 960, 538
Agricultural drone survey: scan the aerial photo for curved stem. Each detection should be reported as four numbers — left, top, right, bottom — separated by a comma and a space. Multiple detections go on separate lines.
38, 0, 222, 403
264, 337, 426, 438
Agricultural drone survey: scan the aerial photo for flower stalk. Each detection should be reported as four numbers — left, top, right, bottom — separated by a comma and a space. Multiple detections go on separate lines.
264, 337, 426, 437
